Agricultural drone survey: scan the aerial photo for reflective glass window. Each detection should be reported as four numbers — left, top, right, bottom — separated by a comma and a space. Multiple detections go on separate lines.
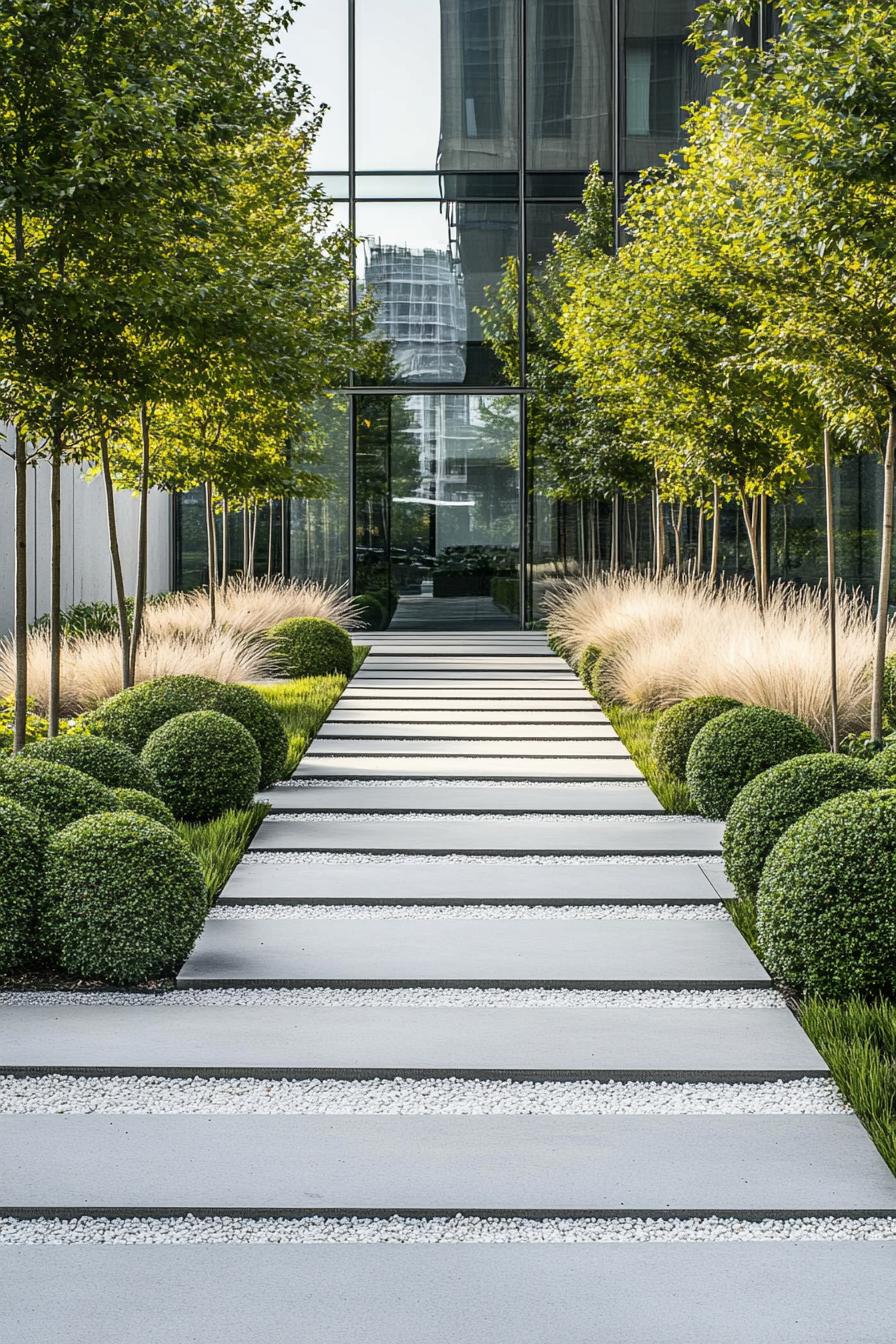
279, 0, 349, 170
356, 0, 519, 171
622, 1, 710, 174
356, 200, 518, 386
527, 0, 612, 171
289, 397, 351, 586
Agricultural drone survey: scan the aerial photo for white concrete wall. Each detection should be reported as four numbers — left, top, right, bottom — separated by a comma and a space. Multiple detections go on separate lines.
0, 437, 173, 635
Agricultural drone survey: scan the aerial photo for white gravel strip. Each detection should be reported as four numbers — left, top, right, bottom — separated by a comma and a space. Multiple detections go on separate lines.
261, 812, 693, 824
3, 1214, 895, 1244
0, 987, 782, 1008
206, 903, 727, 921
0, 1075, 845, 1116
273, 780, 644, 791
243, 853, 723, 867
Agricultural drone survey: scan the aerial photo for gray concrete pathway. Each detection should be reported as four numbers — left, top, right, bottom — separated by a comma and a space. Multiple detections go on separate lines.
257, 783, 663, 814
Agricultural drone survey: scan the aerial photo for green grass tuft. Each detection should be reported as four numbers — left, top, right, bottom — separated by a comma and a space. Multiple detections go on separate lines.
603, 704, 697, 813
800, 997, 896, 1174
177, 803, 269, 902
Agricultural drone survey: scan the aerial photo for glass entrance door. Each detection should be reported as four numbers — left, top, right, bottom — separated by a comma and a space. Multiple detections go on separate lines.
354, 393, 520, 630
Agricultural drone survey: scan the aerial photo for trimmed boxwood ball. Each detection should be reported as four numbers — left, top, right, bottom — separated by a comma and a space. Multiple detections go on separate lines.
0, 797, 46, 972
141, 710, 261, 821
686, 705, 824, 820
84, 674, 219, 752
578, 644, 601, 687
112, 787, 177, 830
723, 753, 878, 900
41, 811, 207, 982
23, 733, 158, 795
757, 790, 896, 997
868, 744, 896, 787
0, 755, 117, 829
652, 696, 742, 782
267, 616, 353, 678
590, 652, 621, 706
353, 592, 385, 631
209, 683, 288, 789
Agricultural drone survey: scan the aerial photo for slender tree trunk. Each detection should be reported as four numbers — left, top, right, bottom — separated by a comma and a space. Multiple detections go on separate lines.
625, 498, 635, 567
204, 481, 217, 626
48, 435, 62, 736
695, 507, 705, 577
241, 500, 249, 574
13, 426, 28, 753
823, 428, 839, 751
672, 500, 684, 578
654, 491, 666, 579
221, 496, 230, 590
611, 492, 620, 574
128, 403, 151, 685
633, 501, 639, 571
870, 406, 896, 740
249, 504, 259, 577
710, 483, 720, 585
740, 491, 764, 613
266, 499, 274, 578
759, 494, 769, 607
98, 427, 131, 690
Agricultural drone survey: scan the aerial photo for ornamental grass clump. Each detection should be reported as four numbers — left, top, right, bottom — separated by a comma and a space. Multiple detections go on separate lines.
757, 791, 896, 998
41, 811, 207, 982
723, 753, 879, 900
0, 797, 46, 972
141, 710, 261, 822
209, 683, 288, 789
23, 733, 158, 796
112, 788, 177, 830
651, 696, 742, 782
267, 616, 354, 678
686, 705, 824, 820
0, 756, 117, 830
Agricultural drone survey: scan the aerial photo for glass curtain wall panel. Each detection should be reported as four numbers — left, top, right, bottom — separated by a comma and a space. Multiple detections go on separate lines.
354, 393, 521, 628
355, 199, 519, 386
526, 0, 612, 173
280, 0, 349, 170
289, 397, 352, 588
621, 0, 711, 174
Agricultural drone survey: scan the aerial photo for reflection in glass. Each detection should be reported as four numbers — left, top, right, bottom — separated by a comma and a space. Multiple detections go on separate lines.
357, 0, 519, 172
289, 397, 351, 587
355, 394, 520, 628
356, 201, 518, 386
527, 0, 612, 170
622, 0, 710, 173
279, 0, 348, 170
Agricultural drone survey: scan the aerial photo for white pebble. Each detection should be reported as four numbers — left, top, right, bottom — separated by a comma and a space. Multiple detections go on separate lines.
206, 904, 727, 921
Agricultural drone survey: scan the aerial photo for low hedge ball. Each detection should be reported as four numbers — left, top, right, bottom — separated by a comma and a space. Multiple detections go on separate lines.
722, 753, 879, 900
23, 732, 159, 796
112, 787, 177, 830
209, 682, 288, 790
85, 674, 220, 752
686, 705, 824, 820
0, 796, 47, 973
41, 811, 207, 983
267, 616, 354, 678
757, 790, 896, 997
0, 755, 118, 830
868, 744, 896, 788
651, 696, 742, 782
140, 709, 262, 821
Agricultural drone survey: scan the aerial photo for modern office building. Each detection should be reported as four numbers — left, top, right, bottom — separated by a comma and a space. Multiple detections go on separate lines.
169, 0, 883, 630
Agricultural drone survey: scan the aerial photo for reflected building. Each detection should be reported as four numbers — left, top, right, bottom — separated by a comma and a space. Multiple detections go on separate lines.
173, 1, 827, 628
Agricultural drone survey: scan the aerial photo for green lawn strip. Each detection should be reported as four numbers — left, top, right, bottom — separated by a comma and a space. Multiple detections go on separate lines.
603, 703, 697, 814
177, 802, 269, 903
800, 997, 896, 1174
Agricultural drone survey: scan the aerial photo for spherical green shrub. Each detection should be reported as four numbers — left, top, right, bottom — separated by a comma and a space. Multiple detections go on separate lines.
353, 592, 385, 631
267, 616, 353, 678
41, 811, 207, 982
868, 744, 896, 788
0, 797, 46, 972
723, 753, 878, 899
578, 644, 601, 687
112, 787, 177, 830
686, 706, 824, 821
0, 756, 117, 829
590, 652, 621, 706
883, 653, 896, 728
141, 710, 261, 821
83, 674, 219, 752
23, 733, 158, 795
208, 683, 288, 789
651, 696, 742, 782
757, 790, 896, 996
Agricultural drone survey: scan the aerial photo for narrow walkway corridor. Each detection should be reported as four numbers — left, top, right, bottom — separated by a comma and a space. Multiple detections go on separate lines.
2, 632, 896, 1341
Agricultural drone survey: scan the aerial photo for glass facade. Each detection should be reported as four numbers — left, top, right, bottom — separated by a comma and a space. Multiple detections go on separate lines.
174, 0, 889, 626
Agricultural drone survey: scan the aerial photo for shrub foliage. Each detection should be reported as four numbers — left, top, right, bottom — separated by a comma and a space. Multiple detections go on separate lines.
267, 616, 353, 678
651, 696, 742, 781
141, 709, 261, 821
0, 755, 117, 829
209, 683, 288, 789
84, 674, 220, 752
112, 787, 177, 830
0, 797, 46, 972
686, 705, 824, 819
723, 753, 878, 899
757, 790, 896, 997
24, 733, 158, 795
